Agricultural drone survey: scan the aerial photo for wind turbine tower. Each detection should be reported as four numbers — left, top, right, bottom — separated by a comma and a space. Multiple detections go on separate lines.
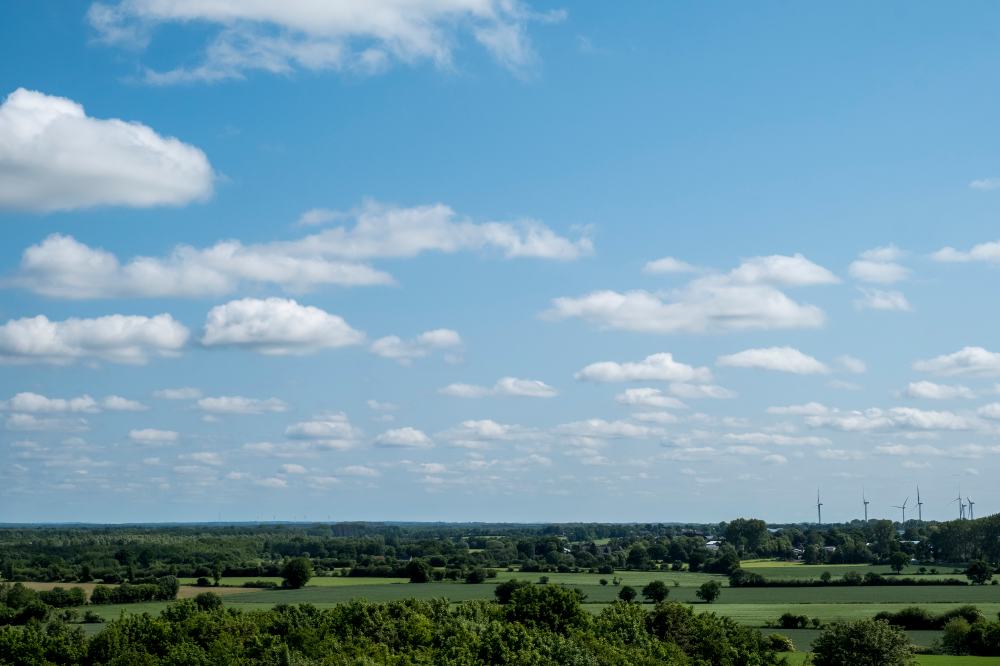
916, 486, 924, 522
862, 488, 870, 522
817, 490, 823, 525
967, 496, 975, 520
954, 490, 965, 520
892, 497, 909, 524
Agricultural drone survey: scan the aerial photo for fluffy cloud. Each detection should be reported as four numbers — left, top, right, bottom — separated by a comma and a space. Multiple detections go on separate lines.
575, 353, 712, 383
855, 288, 911, 312
1, 393, 150, 413
554, 419, 664, 440
279, 463, 307, 474
13, 201, 589, 299
914, 347, 1000, 377
5, 414, 89, 432
848, 246, 909, 284
197, 396, 288, 414
285, 413, 361, 446
181, 451, 223, 466
0, 313, 188, 365
643, 257, 698, 274
13, 234, 391, 299
437, 419, 526, 448
375, 427, 432, 448
724, 432, 830, 447
0, 88, 213, 212
976, 403, 1000, 420
932, 240, 1000, 263
370, 329, 461, 363
904, 381, 976, 400
129, 428, 179, 443
546, 254, 835, 334
201, 298, 364, 355
717, 347, 829, 375
89, 0, 563, 83
614, 388, 688, 410
439, 377, 557, 398
339, 465, 380, 478
807, 407, 976, 432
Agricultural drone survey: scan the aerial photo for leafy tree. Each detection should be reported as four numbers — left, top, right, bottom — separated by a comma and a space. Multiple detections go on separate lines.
965, 560, 993, 585
280, 557, 312, 589
465, 568, 487, 584
494, 579, 530, 604
696, 580, 721, 604
617, 585, 637, 602
193, 591, 223, 611
812, 619, 915, 666
506, 584, 589, 635
404, 559, 432, 583
889, 551, 909, 574
626, 544, 649, 569
641, 580, 670, 603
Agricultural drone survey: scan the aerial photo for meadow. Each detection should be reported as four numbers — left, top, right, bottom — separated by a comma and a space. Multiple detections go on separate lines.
68, 564, 1000, 656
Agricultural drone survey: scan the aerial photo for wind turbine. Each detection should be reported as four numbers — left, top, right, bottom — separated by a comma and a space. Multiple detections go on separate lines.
916, 486, 924, 522
862, 487, 870, 522
967, 496, 975, 520
953, 491, 965, 520
892, 497, 909, 524
817, 490, 823, 525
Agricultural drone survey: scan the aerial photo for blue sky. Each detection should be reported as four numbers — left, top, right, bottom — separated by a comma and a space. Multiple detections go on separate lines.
3, 1, 1000, 524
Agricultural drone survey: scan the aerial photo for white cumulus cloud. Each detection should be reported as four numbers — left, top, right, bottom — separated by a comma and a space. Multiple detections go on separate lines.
439, 377, 557, 398
201, 297, 364, 355
914, 347, 1000, 377
546, 254, 835, 334
0, 88, 213, 212
197, 396, 288, 414
575, 353, 712, 383
370, 328, 461, 364
375, 426, 433, 448
0, 313, 189, 365
717, 347, 829, 375
904, 381, 976, 400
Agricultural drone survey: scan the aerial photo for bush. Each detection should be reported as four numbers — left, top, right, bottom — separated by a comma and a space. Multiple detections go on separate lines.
812, 619, 915, 666
464, 569, 487, 584
766, 633, 795, 652
195, 577, 212, 587
281, 558, 313, 589
493, 579, 530, 604
193, 592, 223, 611
695, 580, 721, 604
641, 580, 669, 603
778, 612, 809, 629
241, 580, 278, 589
82, 610, 105, 624
617, 585, 637, 602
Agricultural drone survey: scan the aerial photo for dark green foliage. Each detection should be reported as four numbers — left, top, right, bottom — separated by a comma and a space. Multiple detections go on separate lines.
889, 551, 909, 574
617, 585, 637, 602
464, 568, 487, 584
811, 619, 915, 666
403, 558, 431, 583
280, 557, 312, 589
966, 559, 994, 585
641, 580, 670, 603
0, 593, 786, 665
778, 612, 809, 629
493, 578, 530, 604
193, 591, 223, 611
695, 580, 721, 603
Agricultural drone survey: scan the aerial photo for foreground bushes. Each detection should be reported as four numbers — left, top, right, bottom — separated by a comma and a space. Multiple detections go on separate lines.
0, 587, 785, 665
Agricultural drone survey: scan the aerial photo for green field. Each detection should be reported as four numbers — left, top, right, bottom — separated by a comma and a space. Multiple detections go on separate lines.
178, 576, 409, 587
780, 654, 1000, 665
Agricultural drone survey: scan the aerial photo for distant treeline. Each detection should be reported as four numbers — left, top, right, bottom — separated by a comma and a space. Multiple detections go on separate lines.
1, 514, 997, 588
728, 569, 968, 587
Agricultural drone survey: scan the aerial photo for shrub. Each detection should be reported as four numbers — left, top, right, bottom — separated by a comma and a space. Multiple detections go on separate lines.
766, 633, 795, 652
280, 558, 312, 589
695, 580, 721, 604
617, 585, 637, 602
812, 619, 915, 666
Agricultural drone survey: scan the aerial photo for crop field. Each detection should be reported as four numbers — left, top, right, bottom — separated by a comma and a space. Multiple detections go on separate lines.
53, 565, 1000, 661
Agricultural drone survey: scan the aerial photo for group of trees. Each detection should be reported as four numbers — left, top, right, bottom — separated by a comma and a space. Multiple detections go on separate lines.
1, 578, 179, 627
0, 589, 785, 665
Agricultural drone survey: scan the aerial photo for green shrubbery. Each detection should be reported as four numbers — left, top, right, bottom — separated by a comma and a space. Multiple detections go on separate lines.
0, 588, 786, 665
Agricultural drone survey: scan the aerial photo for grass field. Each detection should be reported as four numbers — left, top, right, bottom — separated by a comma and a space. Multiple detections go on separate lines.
780, 654, 1000, 665
178, 576, 410, 587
